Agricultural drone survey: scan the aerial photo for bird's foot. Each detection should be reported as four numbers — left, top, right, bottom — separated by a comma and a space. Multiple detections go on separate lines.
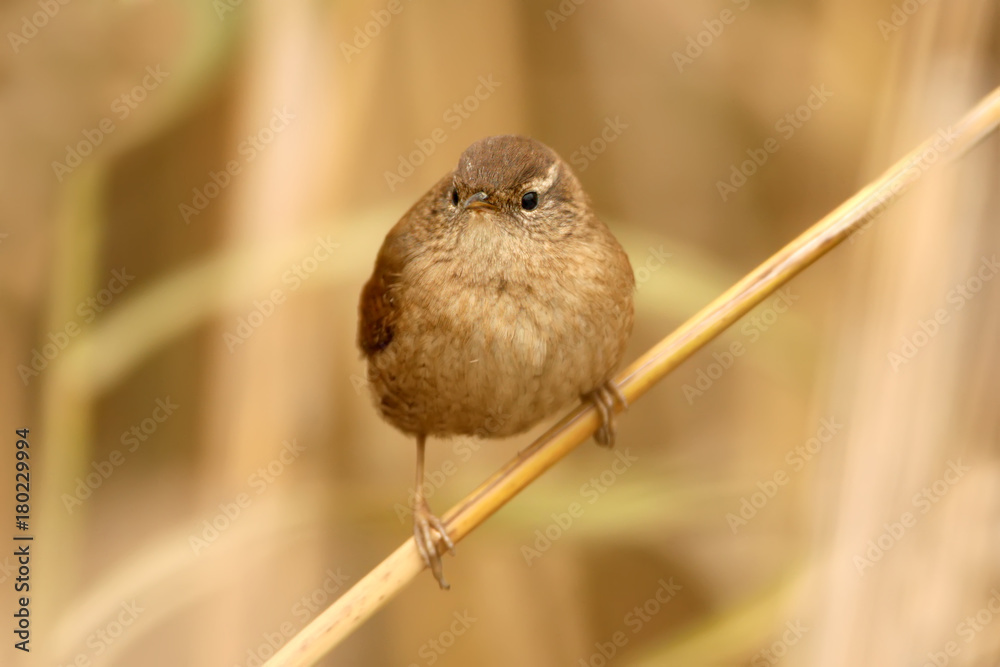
585, 381, 628, 447
413, 501, 455, 590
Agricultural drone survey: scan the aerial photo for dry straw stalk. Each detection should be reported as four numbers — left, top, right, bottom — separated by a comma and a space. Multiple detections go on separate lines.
265, 86, 1000, 667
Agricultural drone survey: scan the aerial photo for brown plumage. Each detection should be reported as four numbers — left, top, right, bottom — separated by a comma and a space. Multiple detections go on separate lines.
358, 135, 634, 588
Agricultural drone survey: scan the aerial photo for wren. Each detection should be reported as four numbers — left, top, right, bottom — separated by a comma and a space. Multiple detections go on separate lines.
358, 135, 635, 588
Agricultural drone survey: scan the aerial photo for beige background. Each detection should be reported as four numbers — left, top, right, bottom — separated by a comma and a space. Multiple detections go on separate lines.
1, 0, 998, 665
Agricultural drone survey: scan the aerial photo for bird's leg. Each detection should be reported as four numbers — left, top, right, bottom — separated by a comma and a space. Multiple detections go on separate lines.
412, 434, 455, 589
584, 381, 629, 447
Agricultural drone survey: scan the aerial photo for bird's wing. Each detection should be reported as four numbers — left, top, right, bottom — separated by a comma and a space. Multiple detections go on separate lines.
358, 226, 407, 356
357, 175, 450, 357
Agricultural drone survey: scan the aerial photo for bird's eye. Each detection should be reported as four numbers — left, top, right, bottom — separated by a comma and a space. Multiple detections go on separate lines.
521, 191, 538, 210
450, 188, 459, 206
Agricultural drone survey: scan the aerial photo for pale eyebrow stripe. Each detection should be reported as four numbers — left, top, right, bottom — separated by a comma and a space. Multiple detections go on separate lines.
528, 162, 560, 192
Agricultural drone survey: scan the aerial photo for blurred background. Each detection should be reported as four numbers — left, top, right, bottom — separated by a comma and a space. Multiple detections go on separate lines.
2, 0, 999, 665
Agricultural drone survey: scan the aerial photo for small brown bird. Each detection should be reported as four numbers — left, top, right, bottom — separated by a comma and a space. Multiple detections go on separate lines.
358, 135, 634, 588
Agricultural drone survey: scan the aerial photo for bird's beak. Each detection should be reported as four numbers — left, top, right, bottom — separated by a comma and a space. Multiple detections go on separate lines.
462, 191, 495, 211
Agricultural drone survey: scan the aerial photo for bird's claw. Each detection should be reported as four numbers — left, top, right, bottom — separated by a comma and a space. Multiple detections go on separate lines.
586, 381, 628, 447
413, 504, 455, 590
